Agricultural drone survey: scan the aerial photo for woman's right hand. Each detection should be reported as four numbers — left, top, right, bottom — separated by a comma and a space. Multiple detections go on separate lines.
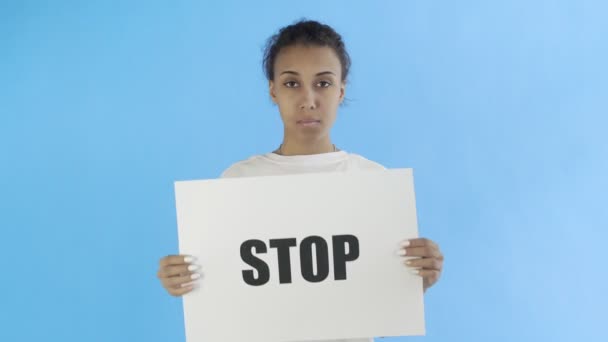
157, 255, 201, 297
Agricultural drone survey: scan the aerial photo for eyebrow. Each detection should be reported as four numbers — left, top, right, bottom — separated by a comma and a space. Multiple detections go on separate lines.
280, 70, 336, 77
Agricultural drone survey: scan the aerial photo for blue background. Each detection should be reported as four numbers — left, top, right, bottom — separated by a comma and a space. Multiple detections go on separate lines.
1, 1, 607, 341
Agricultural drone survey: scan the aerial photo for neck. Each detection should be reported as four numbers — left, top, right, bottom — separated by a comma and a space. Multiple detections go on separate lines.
276, 137, 337, 156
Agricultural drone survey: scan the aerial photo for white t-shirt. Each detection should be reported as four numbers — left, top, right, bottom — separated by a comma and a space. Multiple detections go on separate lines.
220, 150, 385, 342
221, 150, 386, 178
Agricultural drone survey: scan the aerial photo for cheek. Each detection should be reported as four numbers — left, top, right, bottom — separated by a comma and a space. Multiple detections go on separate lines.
323, 91, 342, 109
276, 97, 293, 110
275, 91, 296, 108
275, 101, 295, 121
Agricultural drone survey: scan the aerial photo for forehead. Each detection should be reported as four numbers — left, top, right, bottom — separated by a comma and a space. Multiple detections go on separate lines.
274, 45, 341, 75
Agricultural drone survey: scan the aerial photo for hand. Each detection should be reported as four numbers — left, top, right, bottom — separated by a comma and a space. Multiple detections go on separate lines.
399, 238, 444, 292
157, 255, 201, 297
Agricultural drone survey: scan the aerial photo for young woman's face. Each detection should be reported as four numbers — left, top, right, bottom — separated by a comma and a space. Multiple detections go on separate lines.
269, 45, 345, 141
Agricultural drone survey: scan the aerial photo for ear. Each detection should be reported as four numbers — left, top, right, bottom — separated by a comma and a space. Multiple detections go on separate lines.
269, 80, 278, 104
339, 81, 346, 103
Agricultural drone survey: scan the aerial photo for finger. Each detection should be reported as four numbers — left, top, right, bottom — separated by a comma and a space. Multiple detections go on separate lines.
410, 268, 441, 280
420, 269, 441, 287
402, 238, 437, 249
159, 255, 196, 268
168, 284, 197, 297
401, 246, 442, 259
164, 272, 202, 289
158, 264, 201, 279
404, 257, 442, 270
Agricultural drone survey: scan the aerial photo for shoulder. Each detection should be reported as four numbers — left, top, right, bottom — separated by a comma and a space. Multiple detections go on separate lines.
220, 154, 267, 178
346, 153, 387, 171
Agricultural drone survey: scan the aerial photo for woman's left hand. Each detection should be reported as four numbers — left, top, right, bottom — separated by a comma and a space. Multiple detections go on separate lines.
399, 237, 444, 292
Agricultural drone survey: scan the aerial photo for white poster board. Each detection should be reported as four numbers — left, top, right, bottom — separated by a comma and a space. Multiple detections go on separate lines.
174, 169, 425, 342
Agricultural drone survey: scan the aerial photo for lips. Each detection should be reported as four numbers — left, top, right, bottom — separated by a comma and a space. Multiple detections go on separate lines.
297, 119, 321, 127
297, 118, 321, 124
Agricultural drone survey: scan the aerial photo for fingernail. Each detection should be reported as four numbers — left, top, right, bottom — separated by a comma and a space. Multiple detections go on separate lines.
400, 240, 411, 248
191, 273, 201, 280
405, 260, 412, 266
187, 264, 200, 271
184, 256, 196, 263
397, 249, 407, 256
409, 269, 420, 276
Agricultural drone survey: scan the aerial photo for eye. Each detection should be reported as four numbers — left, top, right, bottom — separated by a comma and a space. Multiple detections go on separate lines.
317, 81, 332, 88
284, 81, 299, 88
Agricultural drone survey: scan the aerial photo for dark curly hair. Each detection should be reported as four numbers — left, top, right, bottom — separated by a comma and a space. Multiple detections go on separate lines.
263, 19, 351, 82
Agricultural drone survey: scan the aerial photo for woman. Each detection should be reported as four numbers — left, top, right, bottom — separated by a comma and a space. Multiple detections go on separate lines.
157, 19, 444, 340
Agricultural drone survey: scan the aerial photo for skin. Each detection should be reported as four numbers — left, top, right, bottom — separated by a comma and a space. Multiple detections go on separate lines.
157, 44, 444, 296
268, 44, 344, 156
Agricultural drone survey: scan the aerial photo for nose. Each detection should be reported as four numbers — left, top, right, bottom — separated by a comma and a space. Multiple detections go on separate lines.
299, 87, 317, 110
